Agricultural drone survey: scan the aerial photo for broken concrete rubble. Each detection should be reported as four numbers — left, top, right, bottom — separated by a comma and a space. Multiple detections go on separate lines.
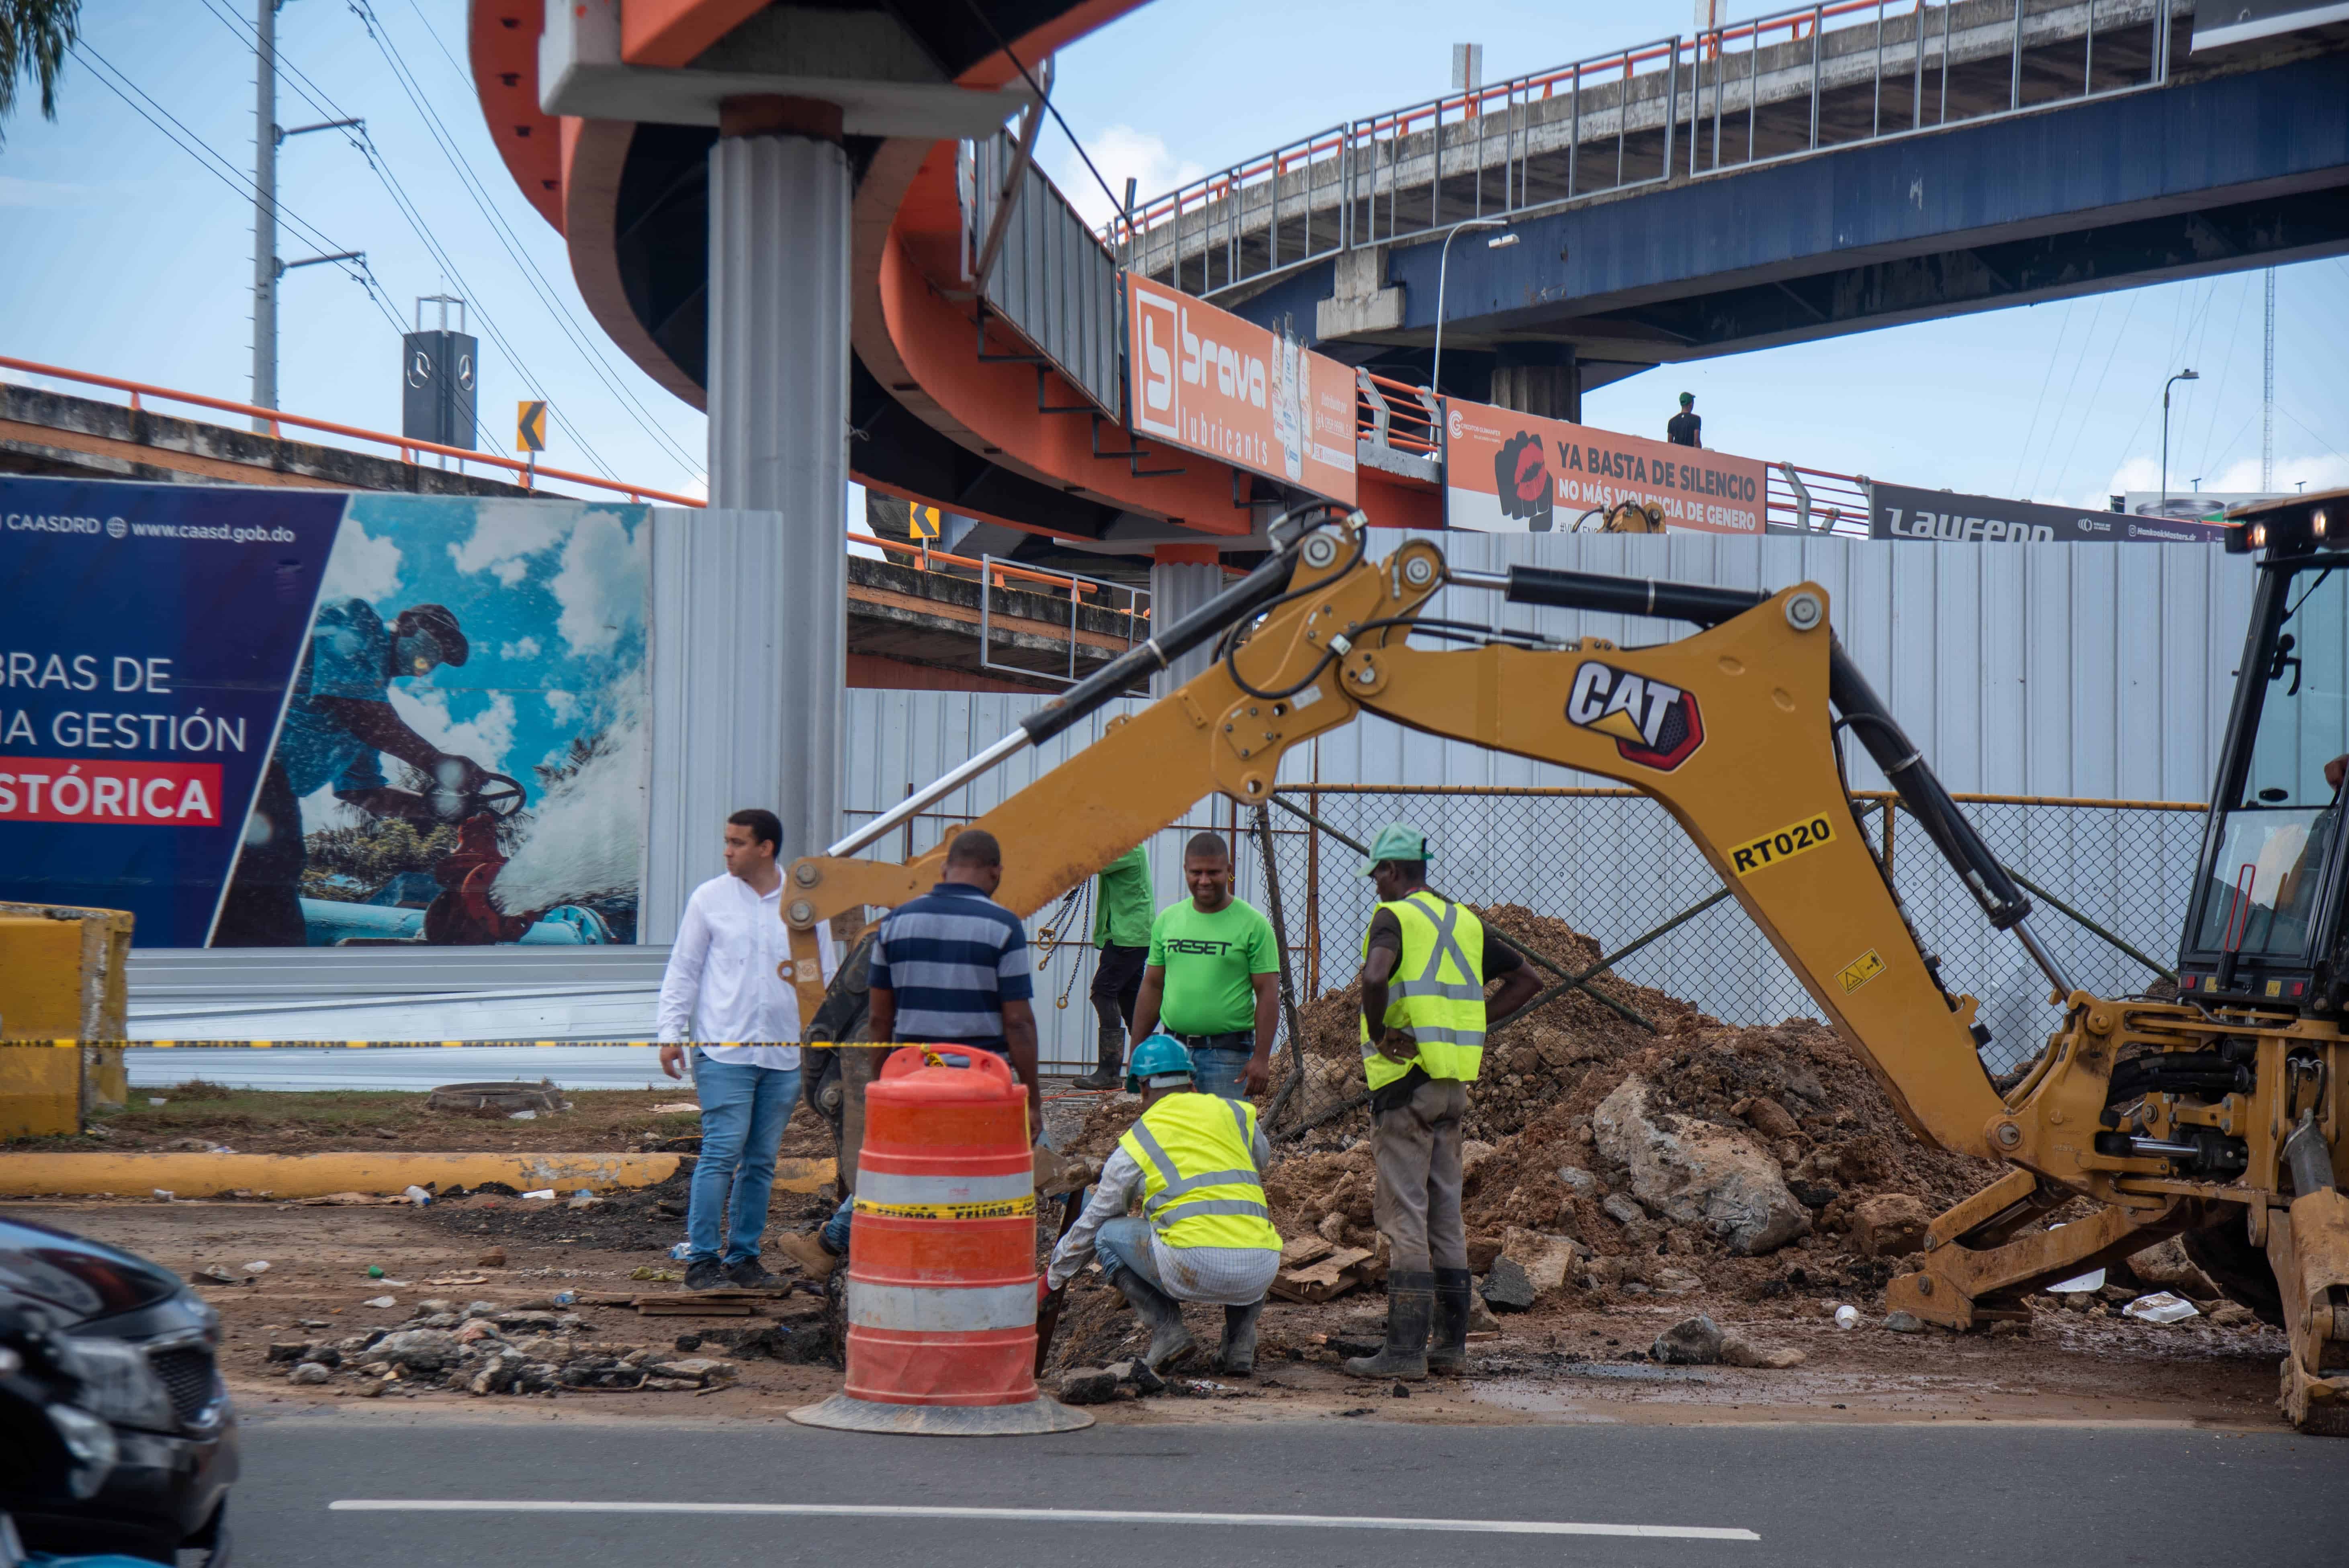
1849, 1194, 1930, 1258
1650, 1314, 1725, 1364
1594, 1075, 1811, 1255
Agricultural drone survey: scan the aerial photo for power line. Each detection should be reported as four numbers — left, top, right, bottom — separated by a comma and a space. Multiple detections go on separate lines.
2025, 293, 2106, 501
70, 44, 408, 341
2007, 305, 2072, 496
955, 0, 1131, 229
347, 0, 704, 480
198, 0, 630, 480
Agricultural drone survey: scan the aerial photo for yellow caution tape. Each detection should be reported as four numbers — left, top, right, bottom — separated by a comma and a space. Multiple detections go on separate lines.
852, 1196, 1037, 1221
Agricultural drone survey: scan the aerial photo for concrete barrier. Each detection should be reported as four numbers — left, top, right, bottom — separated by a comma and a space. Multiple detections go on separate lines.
0, 1150, 835, 1199
1, 905, 134, 1136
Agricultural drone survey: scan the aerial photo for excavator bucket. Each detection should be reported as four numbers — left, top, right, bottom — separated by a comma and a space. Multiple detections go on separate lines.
2270, 1188, 2349, 1433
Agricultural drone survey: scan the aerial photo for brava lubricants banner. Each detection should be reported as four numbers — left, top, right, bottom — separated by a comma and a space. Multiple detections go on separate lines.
1441, 398, 1767, 535
1872, 483, 2231, 544
0, 478, 649, 947
1125, 273, 1358, 505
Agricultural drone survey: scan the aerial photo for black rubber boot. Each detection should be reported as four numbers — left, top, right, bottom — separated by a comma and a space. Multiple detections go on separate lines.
1343, 1271, 1433, 1381
1213, 1298, 1264, 1377
1109, 1266, 1198, 1372
1427, 1267, 1472, 1376
1070, 1018, 1125, 1090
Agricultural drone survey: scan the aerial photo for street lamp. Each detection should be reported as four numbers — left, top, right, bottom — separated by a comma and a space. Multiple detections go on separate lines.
1431, 221, 1516, 400
2161, 368, 2199, 508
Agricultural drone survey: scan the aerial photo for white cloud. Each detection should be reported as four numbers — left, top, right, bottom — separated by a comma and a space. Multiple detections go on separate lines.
447, 502, 571, 586
1055, 125, 1205, 231
500, 636, 542, 661
544, 689, 578, 724
2097, 452, 2349, 506
386, 687, 518, 781
550, 512, 642, 657
326, 519, 404, 605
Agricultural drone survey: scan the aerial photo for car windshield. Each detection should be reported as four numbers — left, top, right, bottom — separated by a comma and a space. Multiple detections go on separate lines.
2193, 566, 2349, 959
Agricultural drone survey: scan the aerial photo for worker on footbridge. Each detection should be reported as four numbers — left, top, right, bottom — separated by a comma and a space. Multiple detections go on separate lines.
1346, 824, 1544, 1381
1044, 1034, 1281, 1375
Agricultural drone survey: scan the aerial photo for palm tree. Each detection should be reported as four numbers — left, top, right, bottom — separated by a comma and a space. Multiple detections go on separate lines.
1, 0, 81, 146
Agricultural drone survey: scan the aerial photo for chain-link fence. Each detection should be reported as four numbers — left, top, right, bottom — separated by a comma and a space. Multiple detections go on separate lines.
1249, 786, 2205, 1122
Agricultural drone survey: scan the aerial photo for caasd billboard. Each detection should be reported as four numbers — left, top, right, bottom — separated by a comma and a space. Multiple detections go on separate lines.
1125, 274, 1357, 505
1443, 399, 1766, 535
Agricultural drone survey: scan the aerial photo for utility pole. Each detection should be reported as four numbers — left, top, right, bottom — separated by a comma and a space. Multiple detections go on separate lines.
2263, 268, 2276, 493
252, 0, 277, 431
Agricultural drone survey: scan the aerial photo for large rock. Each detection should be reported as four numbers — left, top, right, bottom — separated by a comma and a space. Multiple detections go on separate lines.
1498, 1227, 1586, 1295
1851, 1194, 1931, 1258
1650, 1315, 1725, 1365
1719, 1335, 1806, 1369
1059, 1367, 1120, 1405
2126, 1236, 2223, 1301
1479, 1257, 1537, 1313
366, 1329, 461, 1372
1592, 1076, 1812, 1255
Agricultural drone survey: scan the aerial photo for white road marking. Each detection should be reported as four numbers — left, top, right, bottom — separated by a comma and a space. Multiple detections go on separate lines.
328, 1500, 1756, 1540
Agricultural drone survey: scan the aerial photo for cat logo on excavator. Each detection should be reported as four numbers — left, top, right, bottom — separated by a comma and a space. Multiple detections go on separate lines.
1564, 660, 1705, 770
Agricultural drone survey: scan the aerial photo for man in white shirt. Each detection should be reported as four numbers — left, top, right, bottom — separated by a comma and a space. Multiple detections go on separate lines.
657, 808, 837, 1291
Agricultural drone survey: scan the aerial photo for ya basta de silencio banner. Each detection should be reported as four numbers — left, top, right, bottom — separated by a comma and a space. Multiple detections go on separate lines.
1124, 272, 1358, 506
0, 477, 648, 949
1442, 397, 1768, 535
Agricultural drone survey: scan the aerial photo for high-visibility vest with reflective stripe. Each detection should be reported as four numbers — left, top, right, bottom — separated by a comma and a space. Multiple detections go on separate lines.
1115, 1092, 1282, 1253
1358, 891, 1487, 1090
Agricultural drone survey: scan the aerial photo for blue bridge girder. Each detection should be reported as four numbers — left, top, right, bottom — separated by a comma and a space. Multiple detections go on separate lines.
1223, 48, 2349, 399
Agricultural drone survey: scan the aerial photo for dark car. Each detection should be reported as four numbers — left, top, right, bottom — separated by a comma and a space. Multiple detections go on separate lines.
0, 1214, 237, 1563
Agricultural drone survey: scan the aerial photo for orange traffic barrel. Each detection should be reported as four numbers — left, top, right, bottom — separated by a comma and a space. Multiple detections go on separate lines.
791, 1046, 1090, 1435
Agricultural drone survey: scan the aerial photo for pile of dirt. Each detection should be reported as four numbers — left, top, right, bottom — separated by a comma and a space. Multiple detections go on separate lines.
1068, 903, 2004, 1315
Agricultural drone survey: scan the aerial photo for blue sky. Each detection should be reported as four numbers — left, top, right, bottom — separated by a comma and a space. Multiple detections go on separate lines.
2, 0, 2342, 519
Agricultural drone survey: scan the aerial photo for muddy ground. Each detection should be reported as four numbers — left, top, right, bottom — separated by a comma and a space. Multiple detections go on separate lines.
11, 1187, 2292, 1432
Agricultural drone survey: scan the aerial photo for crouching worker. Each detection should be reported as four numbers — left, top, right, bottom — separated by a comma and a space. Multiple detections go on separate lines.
1043, 1034, 1280, 1374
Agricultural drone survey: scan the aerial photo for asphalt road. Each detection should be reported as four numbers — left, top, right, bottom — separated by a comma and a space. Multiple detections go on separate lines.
225, 1411, 2349, 1568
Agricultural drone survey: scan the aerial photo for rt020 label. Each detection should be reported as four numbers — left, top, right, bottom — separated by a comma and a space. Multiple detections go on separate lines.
1728, 812, 1835, 875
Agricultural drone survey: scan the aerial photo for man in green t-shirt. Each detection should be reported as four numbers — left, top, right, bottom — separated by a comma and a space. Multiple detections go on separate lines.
1131, 832, 1281, 1099
1073, 843, 1153, 1090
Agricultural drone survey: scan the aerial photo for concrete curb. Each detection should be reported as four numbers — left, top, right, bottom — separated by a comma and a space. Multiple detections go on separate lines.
0, 1151, 834, 1199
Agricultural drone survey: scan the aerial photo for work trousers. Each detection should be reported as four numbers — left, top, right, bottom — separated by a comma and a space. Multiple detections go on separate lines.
1091, 942, 1148, 1032
1370, 1076, 1470, 1275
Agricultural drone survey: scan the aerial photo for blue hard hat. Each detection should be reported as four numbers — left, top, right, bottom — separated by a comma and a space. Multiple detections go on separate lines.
1125, 1033, 1195, 1094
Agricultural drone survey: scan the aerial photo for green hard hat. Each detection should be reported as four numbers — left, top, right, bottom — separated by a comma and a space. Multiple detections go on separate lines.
1359, 822, 1431, 875
1125, 1032, 1195, 1094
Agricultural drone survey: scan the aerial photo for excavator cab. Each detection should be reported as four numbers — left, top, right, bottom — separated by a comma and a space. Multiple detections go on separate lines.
2179, 489, 2349, 1014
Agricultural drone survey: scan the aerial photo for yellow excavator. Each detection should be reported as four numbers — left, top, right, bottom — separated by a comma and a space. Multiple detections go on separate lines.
780, 493, 2349, 1432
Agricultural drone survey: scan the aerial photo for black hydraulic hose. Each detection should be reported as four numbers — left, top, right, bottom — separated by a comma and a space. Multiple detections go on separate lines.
1020, 508, 1347, 746
1826, 644, 2032, 931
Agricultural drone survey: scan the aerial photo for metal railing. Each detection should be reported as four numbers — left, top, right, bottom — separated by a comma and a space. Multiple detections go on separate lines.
978, 554, 1150, 685
1114, 0, 2179, 297
0, 354, 704, 507
1767, 462, 1876, 535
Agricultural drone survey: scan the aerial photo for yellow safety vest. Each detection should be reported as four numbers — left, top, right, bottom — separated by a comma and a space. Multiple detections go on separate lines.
1358, 890, 1487, 1090
1115, 1092, 1281, 1253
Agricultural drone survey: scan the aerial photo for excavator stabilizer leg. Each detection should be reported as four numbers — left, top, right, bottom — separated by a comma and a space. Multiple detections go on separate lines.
2267, 1188, 2349, 1433
1887, 1172, 2194, 1330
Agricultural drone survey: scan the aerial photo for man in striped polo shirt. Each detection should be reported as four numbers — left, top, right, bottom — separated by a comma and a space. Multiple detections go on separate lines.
775, 828, 1039, 1279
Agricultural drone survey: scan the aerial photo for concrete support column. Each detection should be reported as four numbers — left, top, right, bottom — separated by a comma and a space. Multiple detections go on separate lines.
1150, 543, 1223, 695
1490, 345, 1580, 423
706, 97, 848, 862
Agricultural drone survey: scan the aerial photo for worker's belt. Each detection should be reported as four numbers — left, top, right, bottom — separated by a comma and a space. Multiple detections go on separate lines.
1171, 1031, 1254, 1052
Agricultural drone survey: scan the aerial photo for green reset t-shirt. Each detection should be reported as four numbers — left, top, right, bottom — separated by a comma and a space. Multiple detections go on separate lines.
1148, 897, 1279, 1035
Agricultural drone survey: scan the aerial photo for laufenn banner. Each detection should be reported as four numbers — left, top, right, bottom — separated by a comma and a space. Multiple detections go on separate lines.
1441, 399, 1767, 534
1124, 273, 1357, 505
1871, 483, 2230, 544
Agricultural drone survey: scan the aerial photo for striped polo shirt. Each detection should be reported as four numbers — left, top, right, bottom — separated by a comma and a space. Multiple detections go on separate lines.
868, 881, 1033, 1048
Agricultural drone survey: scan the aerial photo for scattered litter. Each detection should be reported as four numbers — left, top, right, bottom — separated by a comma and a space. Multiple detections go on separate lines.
243, 1261, 271, 1275
553, 1290, 577, 1307
147, 1098, 167, 1107
193, 1264, 241, 1285
151, 1189, 174, 1202
1833, 1304, 1860, 1330
403, 1185, 434, 1206
362, 1296, 397, 1309
630, 1267, 682, 1283
508, 1110, 537, 1121
366, 1266, 385, 1279
668, 1241, 692, 1260
2048, 1268, 2106, 1294
651, 1102, 699, 1115
2123, 1292, 2201, 1325
522, 1189, 557, 1200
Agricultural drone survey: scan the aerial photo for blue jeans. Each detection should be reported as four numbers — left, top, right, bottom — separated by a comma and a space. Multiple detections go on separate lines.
1191, 1045, 1255, 1100
1093, 1214, 1165, 1291
686, 1052, 801, 1265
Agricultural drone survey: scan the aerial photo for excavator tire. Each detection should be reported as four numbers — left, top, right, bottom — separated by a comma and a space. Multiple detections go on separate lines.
2181, 1221, 2285, 1327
